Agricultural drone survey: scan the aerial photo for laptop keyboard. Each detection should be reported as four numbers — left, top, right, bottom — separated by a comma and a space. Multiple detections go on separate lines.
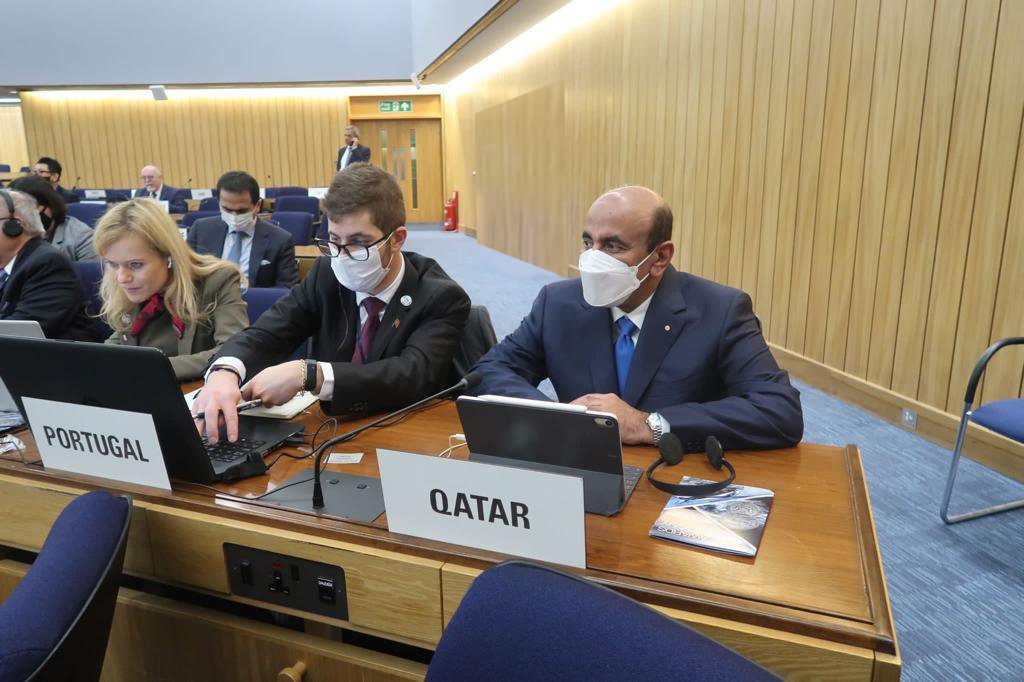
202, 437, 266, 463
623, 465, 643, 500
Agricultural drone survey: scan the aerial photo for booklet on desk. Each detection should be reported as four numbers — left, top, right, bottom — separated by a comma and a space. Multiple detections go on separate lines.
184, 389, 318, 420
649, 479, 774, 557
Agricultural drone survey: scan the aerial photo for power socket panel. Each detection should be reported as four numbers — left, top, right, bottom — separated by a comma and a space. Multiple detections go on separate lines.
900, 408, 918, 431
223, 543, 348, 620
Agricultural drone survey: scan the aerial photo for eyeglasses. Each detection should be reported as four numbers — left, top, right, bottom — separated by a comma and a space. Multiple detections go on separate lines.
314, 233, 390, 261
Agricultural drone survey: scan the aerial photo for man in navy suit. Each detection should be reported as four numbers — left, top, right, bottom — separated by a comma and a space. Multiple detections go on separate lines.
187, 171, 298, 288
133, 165, 187, 213
336, 125, 371, 172
471, 186, 803, 451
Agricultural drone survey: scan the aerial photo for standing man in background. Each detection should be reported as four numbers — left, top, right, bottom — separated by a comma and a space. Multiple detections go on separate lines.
134, 165, 187, 213
32, 157, 79, 204
336, 125, 371, 171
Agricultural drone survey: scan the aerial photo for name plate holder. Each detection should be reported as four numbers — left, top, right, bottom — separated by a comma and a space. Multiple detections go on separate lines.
22, 397, 172, 491
377, 449, 586, 568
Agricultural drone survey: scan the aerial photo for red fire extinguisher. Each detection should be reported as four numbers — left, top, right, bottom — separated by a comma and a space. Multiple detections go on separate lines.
443, 191, 459, 231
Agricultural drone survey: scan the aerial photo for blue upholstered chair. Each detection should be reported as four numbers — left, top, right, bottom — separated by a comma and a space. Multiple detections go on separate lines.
940, 337, 1024, 524
66, 202, 108, 228
198, 196, 220, 211
73, 260, 112, 341
317, 214, 329, 241
180, 210, 219, 228
0, 490, 132, 682
273, 195, 319, 217
18, 166, 30, 174
242, 287, 306, 359
0, 165, 10, 173
269, 211, 314, 245
265, 186, 308, 198
427, 561, 779, 681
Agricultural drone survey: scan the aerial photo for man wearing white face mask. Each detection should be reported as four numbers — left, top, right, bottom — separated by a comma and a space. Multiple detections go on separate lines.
193, 163, 471, 444
187, 171, 298, 288
471, 186, 803, 451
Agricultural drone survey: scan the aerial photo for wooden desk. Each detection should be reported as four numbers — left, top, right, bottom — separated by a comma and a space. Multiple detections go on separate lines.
0, 402, 899, 680
295, 244, 320, 280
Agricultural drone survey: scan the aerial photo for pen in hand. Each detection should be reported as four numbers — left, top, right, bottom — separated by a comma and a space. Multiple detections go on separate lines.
192, 398, 262, 421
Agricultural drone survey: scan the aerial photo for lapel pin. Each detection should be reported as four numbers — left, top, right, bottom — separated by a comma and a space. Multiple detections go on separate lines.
393, 319, 401, 329
664, 324, 671, 331
400, 295, 412, 307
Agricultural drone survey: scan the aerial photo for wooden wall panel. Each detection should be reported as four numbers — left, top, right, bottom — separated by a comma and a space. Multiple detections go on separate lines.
20, 92, 353, 189
443, 0, 1024, 426
0, 106, 29, 172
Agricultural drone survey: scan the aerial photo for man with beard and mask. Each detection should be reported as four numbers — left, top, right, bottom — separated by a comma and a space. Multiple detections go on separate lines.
193, 162, 471, 444
470, 186, 803, 451
187, 171, 298, 288
8, 175, 96, 262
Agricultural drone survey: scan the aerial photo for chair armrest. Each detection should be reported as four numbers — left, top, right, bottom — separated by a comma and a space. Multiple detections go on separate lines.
964, 337, 1024, 405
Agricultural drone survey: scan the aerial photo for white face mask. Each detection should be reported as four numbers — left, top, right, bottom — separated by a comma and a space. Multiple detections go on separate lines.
578, 247, 656, 308
222, 211, 255, 231
331, 239, 395, 293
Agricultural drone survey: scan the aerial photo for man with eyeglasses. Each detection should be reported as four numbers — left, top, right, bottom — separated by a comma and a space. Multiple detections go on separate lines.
32, 157, 79, 204
187, 171, 298, 288
193, 163, 471, 444
470, 186, 803, 451
133, 164, 187, 213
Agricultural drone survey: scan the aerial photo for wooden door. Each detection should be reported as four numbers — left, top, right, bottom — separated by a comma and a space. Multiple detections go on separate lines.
356, 119, 442, 224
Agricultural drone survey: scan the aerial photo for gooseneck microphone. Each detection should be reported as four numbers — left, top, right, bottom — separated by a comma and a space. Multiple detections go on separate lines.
71, 176, 81, 190
310, 371, 482, 508
185, 177, 193, 187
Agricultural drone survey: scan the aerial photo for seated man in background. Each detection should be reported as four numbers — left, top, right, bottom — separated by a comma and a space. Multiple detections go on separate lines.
32, 157, 79, 204
193, 163, 471, 443
9, 176, 95, 262
134, 164, 187, 213
0, 189, 94, 340
471, 186, 803, 451
187, 171, 297, 288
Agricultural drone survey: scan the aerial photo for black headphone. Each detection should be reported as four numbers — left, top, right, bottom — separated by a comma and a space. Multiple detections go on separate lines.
645, 433, 736, 497
0, 190, 22, 238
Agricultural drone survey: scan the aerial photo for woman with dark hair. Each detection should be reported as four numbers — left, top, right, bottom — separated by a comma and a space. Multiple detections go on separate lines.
8, 175, 95, 261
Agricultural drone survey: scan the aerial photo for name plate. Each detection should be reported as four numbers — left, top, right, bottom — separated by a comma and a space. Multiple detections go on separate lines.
84, 189, 106, 199
191, 188, 213, 199
23, 397, 171, 491
377, 449, 586, 568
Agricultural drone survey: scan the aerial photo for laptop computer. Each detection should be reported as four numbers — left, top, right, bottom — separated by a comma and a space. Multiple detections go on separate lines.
455, 395, 644, 516
0, 321, 46, 420
0, 336, 301, 483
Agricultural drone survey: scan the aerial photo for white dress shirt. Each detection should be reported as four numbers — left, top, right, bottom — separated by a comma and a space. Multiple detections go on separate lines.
339, 146, 352, 170
220, 220, 256, 279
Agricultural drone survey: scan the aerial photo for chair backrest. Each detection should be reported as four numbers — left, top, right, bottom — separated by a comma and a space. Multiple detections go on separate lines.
66, 202, 108, 228
18, 166, 30, 174
73, 260, 113, 341
0, 491, 132, 681
450, 305, 497, 382
270, 211, 314, 245
266, 186, 308, 198
241, 287, 306, 359
0, 164, 10, 173
273, 195, 319, 216
104, 189, 132, 201
198, 196, 220, 211
317, 214, 329, 241
427, 561, 779, 681
180, 210, 219, 227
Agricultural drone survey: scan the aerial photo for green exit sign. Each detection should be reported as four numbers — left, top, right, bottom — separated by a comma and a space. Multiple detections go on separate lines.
379, 100, 413, 113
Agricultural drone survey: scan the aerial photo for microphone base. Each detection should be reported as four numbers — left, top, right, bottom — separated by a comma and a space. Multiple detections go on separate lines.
260, 469, 385, 523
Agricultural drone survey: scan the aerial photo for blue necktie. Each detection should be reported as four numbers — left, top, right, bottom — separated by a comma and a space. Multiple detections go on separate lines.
227, 230, 246, 265
615, 316, 637, 396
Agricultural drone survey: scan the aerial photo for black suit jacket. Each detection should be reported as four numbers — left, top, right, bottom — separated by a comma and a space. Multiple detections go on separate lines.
215, 251, 471, 416
336, 144, 371, 171
56, 185, 79, 204
0, 237, 94, 341
187, 217, 298, 288
471, 267, 804, 451
134, 185, 187, 213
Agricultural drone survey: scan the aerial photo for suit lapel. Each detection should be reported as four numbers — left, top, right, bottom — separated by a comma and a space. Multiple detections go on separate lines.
369, 254, 415, 362
248, 222, 269, 284
623, 269, 688, 405
210, 220, 228, 257
579, 299, 618, 395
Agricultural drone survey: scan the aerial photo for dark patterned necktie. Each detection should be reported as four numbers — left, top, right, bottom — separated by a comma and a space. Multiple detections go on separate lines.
130, 293, 185, 339
352, 297, 385, 364
0, 270, 8, 299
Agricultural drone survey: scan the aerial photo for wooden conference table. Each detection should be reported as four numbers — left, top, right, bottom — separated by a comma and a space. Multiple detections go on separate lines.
0, 397, 900, 681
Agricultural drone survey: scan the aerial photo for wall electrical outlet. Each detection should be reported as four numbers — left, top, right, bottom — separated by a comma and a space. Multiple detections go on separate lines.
900, 408, 918, 431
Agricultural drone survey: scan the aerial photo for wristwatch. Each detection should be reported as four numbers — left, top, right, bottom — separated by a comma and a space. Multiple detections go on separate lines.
645, 412, 666, 445
303, 360, 318, 392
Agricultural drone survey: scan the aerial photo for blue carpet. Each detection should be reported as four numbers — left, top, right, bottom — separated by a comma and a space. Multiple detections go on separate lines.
406, 231, 1024, 681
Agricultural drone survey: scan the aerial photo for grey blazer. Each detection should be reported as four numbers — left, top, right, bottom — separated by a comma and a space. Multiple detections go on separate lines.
51, 215, 96, 262
186, 217, 298, 288
105, 267, 250, 380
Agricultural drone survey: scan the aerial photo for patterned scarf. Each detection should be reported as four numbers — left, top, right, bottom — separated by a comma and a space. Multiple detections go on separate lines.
130, 293, 185, 339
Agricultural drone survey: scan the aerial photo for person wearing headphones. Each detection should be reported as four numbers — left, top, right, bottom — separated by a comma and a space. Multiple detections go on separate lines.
0, 189, 94, 340
93, 199, 249, 381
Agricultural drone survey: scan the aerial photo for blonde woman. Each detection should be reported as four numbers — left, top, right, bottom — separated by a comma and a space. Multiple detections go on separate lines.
93, 199, 249, 381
